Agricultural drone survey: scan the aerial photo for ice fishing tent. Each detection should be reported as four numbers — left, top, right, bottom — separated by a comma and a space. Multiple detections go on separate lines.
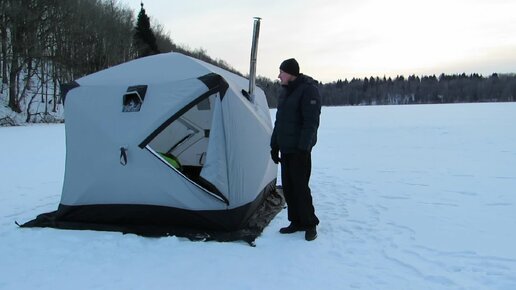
22, 52, 279, 236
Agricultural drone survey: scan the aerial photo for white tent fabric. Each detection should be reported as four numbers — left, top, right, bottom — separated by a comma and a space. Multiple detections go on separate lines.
61, 52, 277, 219
200, 97, 230, 198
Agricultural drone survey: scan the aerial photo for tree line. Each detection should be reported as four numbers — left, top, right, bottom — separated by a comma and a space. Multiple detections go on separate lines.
0, 0, 239, 123
1, 0, 515, 124
2, 0, 138, 120
258, 73, 516, 108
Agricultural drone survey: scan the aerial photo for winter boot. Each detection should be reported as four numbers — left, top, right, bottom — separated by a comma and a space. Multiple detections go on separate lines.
279, 223, 300, 234
305, 226, 317, 241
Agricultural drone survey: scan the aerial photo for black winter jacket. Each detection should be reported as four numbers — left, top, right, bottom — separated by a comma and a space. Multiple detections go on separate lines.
271, 74, 321, 153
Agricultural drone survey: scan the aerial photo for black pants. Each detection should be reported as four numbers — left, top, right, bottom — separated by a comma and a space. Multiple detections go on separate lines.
281, 152, 319, 228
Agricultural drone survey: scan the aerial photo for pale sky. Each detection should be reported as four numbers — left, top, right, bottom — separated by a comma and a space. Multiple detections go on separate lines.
120, 0, 516, 83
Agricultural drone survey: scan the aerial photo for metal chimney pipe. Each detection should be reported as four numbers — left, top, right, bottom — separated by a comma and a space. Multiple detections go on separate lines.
248, 17, 261, 99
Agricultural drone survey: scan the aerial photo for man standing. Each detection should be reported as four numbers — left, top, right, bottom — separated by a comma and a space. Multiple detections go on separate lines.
270, 58, 321, 241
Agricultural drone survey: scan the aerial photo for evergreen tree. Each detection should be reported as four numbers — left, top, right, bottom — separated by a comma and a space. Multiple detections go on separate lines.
133, 2, 159, 58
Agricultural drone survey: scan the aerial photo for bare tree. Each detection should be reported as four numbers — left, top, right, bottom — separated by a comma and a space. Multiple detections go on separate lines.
0, 0, 8, 94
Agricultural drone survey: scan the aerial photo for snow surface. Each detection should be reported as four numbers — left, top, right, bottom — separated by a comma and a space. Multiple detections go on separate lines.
1, 103, 516, 290
0, 89, 64, 125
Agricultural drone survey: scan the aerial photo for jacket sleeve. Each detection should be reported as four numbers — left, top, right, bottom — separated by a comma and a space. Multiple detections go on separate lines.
298, 84, 321, 151
270, 118, 279, 150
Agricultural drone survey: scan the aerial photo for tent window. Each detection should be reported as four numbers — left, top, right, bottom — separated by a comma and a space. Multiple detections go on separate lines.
148, 95, 214, 185
123, 92, 142, 112
123, 85, 147, 112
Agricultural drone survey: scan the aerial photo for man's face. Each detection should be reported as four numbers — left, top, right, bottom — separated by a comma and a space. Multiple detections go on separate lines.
278, 70, 295, 85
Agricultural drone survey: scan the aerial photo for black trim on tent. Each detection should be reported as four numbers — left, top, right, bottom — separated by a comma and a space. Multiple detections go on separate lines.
60, 81, 80, 106
197, 176, 230, 205
20, 181, 283, 245
198, 73, 229, 99
241, 89, 251, 101
126, 85, 148, 100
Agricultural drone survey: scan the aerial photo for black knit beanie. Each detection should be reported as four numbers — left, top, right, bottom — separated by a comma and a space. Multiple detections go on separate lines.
279, 58, 300, 76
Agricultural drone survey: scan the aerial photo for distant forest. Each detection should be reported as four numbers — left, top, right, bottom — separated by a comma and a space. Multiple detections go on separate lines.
1, 0, 515, 123
0, 0, 240, 122
258, 73, 516, 108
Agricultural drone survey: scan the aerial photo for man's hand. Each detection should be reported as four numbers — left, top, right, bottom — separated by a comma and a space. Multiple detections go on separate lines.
270, 148, 281, 164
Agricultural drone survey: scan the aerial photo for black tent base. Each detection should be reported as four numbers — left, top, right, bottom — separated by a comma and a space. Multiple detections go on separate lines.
19, 188, 284, 247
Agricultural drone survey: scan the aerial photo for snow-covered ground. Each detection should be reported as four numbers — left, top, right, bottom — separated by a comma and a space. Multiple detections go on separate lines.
0, 88, 64, 126
1, 103, 515, 290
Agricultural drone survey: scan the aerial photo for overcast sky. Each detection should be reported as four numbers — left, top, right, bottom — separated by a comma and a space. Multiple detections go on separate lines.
120, 0, 516, 83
